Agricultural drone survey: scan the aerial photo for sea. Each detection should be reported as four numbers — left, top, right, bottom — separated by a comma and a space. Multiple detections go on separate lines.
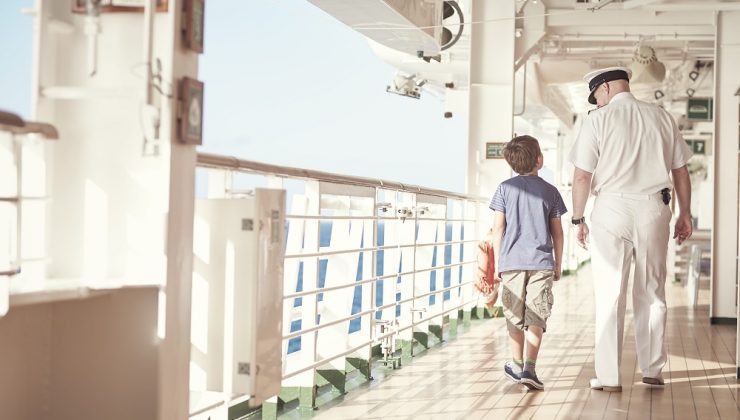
287, 221, 465, 354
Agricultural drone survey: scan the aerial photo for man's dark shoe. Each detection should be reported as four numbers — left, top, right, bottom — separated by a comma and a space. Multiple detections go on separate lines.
520, 370, 544, 390
642, 376, 664, 386
503, 361, 521, 383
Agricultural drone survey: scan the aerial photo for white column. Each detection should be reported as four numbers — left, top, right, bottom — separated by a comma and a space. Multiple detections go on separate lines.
466, 0, 515, 199
159, 0, 199, 418
711, 12, 740, 330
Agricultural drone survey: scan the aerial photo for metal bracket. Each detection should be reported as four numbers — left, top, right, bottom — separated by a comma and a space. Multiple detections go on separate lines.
397, 207, 413, 222
241, 218, 254, 231
376, 202, 392, 213
413, 206, 430, 216
375, 320, 401, 369
238, 362, 259, 376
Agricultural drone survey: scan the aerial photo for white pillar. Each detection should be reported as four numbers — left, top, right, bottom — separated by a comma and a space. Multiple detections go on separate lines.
466, 0, 515, 199
710, 12, 740, 331
159, 0, 199, 418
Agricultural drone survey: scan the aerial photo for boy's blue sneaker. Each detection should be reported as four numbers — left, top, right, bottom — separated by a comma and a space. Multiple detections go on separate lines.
520, 370, 545, 390
503, 361, 521, 383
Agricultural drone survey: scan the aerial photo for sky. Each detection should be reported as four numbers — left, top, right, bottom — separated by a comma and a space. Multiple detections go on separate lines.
199, 1, 467, 192
0, 0, 34, 121
0, 0, 467, 193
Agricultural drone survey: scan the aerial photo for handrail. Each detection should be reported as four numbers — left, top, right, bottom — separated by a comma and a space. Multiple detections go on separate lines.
0, 268, 21, 277
197, 152, 487, 202
196, 151, 489, 391
281, 293, 479, 381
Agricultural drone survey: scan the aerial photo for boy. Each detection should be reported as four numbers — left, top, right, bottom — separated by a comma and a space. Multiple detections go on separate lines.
489, 135, 567, 391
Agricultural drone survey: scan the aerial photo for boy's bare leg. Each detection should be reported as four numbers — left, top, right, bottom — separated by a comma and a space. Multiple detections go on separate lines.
525, 326, 543, 359
508, 322, 525, 367
519, 325, 545, 390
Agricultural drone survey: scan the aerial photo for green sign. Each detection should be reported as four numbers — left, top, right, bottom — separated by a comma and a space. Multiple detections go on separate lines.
687, 98, 713, 121
685, 139, 707, 155
486, 142, 506, 159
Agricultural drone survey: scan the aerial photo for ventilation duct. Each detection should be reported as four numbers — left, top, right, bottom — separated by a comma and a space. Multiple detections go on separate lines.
630, 45, 666, 84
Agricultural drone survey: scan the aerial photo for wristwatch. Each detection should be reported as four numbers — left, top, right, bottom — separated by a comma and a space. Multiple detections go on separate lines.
571, 217, 586, 225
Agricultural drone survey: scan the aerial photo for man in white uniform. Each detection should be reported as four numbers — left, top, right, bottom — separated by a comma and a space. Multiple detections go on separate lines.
569, 67, 694, 392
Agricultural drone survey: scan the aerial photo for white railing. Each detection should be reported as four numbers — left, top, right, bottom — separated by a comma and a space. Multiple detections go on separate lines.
196, 153, 490, 391
0, 116, 57, 316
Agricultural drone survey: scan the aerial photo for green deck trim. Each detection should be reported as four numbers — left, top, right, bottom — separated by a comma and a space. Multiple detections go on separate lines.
413, 331, 430, 350
397, 338, 414, 360
346, 357, 373, 380
278, 386, 316, 412
710, 317, 737, 325
448, 317, 459, 338
371, 343, 382, 358
316, 369, 347, 395
562, 258, 591, 277
490, 305, 504, 317
472, 306, 485, 320
474, 305, 499, 319
429, 324, 444, 343
261, 263, 596, 418
462, 309, 472, 330
260, 401, 277, 420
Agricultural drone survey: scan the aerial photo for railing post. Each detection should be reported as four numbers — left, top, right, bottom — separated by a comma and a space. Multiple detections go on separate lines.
346, 188, 377, 380
396, 191, 415, 360
461, 199, 477, 330
277, 181, 319, 414
369, 188, 379, 371
448, 199, 463, 338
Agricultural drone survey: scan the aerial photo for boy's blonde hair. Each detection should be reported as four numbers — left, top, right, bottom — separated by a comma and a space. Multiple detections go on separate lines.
503, 135, 542, 175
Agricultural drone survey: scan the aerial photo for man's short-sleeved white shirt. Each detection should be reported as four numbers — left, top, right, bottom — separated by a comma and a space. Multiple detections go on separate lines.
568, 92, 693, 195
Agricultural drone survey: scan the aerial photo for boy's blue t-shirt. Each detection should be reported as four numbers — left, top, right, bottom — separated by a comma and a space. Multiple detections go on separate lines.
489, 175, 568, 272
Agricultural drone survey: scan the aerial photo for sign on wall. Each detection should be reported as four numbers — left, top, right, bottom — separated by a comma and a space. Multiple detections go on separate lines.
178, 77, 204, 145
687, 98, 713, 121
184, 0, 206, 53
685, 137, 711, 156
486, 142, 506, 159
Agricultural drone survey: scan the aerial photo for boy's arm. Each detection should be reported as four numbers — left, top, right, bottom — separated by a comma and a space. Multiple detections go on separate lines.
550, 217, 564, 280
491, 211, 506, 280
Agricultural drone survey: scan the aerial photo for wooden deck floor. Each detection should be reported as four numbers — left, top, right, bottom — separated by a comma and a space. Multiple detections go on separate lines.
307, 265, 740, 420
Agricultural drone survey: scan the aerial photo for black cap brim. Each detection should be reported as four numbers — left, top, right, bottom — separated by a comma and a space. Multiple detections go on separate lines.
586, 69, 630, 105
588, 87, 597, 105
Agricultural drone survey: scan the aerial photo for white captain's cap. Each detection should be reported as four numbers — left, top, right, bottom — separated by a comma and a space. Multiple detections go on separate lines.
584, 66, 632, 105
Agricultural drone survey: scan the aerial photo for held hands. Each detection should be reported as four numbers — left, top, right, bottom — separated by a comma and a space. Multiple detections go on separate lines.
674, 213, 693, 245
576, 223, 590, 250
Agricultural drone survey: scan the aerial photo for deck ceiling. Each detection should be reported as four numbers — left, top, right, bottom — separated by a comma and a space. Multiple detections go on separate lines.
519, 0, 726, 119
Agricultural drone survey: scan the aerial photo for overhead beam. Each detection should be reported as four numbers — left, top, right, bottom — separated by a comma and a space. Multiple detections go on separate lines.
546, 9, 715, 26
622, 0, 664, 9
515, 0, 546, 71
648, 2, 740, 12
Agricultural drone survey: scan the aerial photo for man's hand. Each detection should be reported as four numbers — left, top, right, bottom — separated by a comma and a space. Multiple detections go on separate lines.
576, 223, 590, 249
554, 263, 562, 281
674, 213, 693, 245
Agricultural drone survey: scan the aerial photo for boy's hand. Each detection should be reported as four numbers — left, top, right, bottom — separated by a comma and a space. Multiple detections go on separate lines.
576, 223, 589, 249
554, 264, 561, 281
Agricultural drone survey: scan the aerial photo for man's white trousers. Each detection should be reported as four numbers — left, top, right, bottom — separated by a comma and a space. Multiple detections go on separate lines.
589, 192, 672, 385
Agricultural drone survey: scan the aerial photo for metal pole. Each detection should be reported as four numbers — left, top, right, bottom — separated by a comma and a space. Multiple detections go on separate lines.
14, 135, 22, 274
